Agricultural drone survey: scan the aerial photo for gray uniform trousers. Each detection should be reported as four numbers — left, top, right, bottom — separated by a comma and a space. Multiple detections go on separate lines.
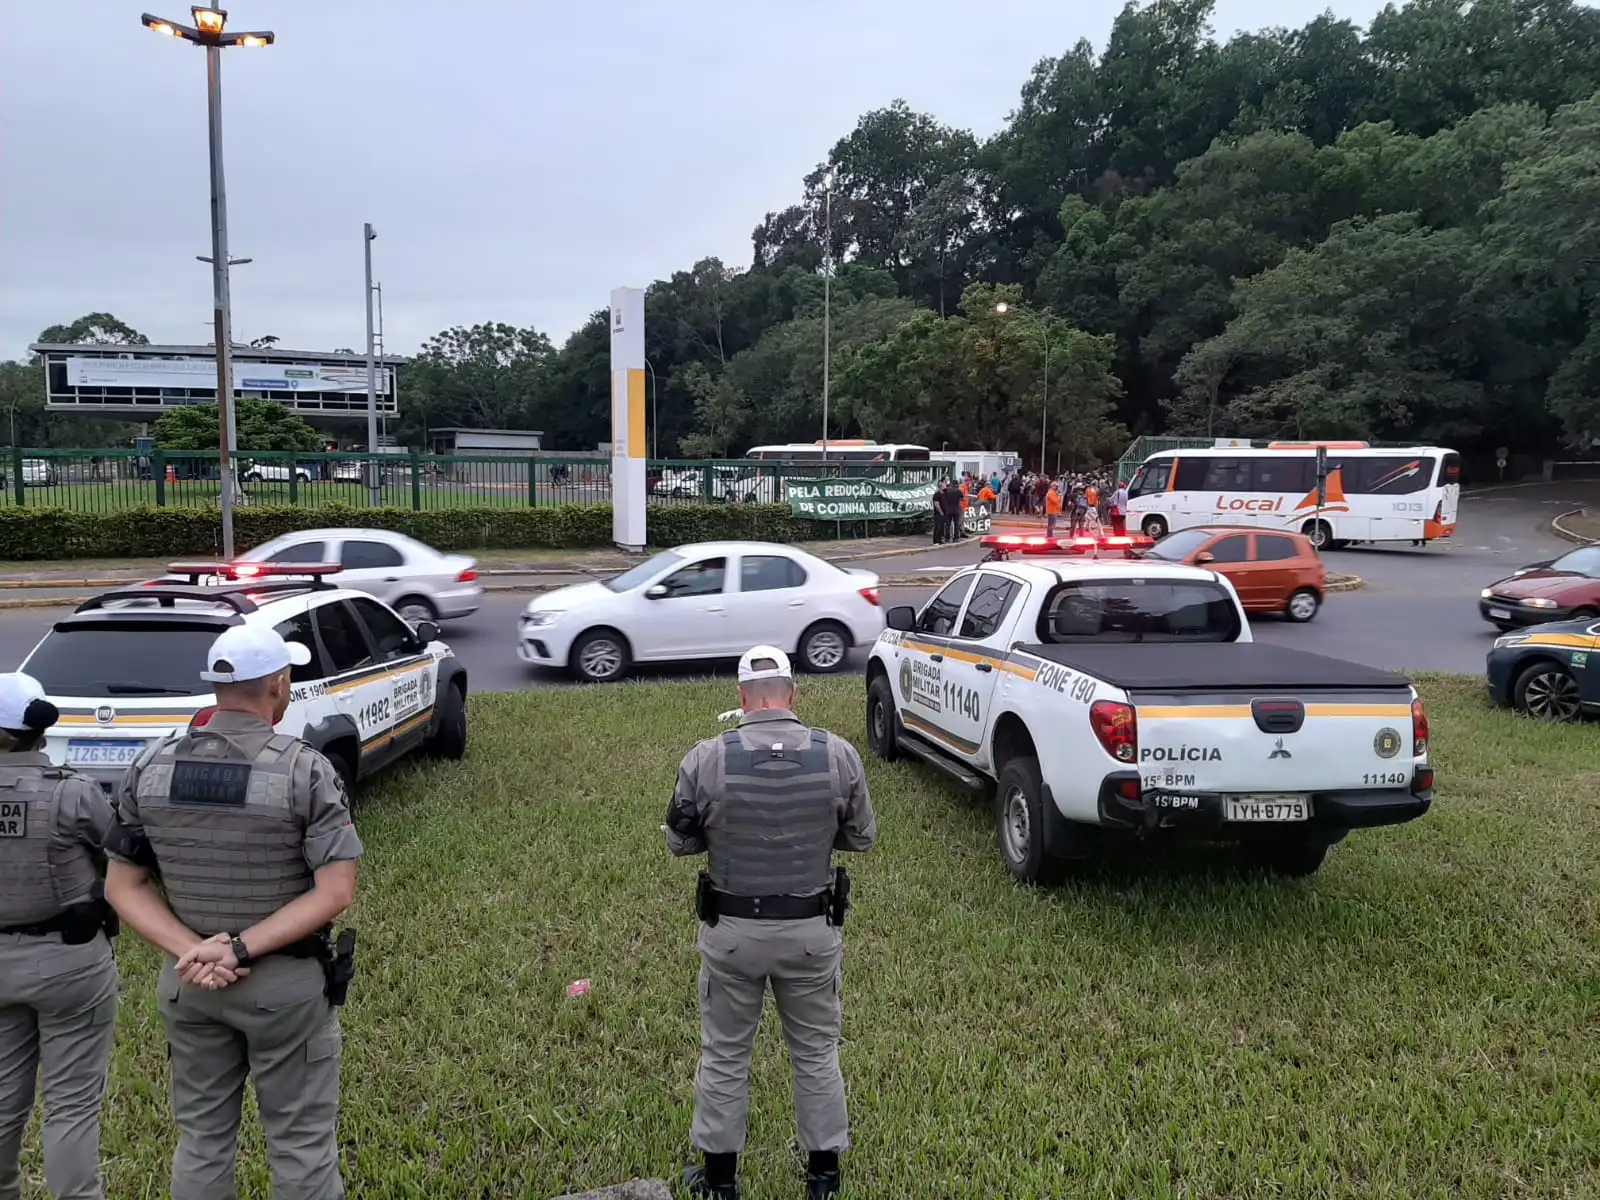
0, 932, 117, 1200
692, 915, 847, 1156
156, 953, 344, 1200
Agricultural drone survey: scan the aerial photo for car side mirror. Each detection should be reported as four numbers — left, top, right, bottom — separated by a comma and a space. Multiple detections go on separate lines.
886, 605, 917, 632
646, 584, 669, 600
1194, 552, 1215, 565
412, 620, 440, 645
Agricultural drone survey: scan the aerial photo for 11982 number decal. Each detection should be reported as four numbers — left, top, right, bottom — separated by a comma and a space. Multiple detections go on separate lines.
943, 680, 981, 721
358, 697, 391, 731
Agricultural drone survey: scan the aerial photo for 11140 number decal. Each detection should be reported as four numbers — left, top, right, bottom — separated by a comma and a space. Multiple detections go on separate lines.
943, 680, 981, 721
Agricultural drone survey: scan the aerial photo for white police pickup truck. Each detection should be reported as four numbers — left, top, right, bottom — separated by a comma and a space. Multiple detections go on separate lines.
864, 535, 1433, 881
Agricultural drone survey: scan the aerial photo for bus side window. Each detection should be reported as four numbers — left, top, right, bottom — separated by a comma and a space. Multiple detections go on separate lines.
1254, 458, 1312, 493
1171, 458, 1210, 491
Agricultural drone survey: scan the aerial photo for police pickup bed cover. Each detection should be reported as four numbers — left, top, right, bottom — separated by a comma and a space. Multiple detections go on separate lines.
865, 536, 1433, 879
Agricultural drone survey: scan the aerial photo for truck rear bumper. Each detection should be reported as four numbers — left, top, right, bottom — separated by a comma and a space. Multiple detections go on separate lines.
1089, 770, 1433, 838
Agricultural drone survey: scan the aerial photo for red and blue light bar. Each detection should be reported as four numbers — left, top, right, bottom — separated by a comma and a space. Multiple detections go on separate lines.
979, 534, 1154, 557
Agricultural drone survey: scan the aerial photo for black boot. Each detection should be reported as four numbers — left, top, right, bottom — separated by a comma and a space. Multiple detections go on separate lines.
683, 1163, 741, 1199
806, 1151, 841, 1199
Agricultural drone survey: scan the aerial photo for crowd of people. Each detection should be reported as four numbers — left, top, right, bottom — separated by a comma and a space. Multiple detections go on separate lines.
931, 467, 1130, 544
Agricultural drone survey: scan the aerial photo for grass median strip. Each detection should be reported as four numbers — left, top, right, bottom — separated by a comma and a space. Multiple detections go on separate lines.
26, 674, 1597, 1197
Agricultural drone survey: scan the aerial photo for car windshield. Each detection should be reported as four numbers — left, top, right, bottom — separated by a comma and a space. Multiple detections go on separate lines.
1140, 529, 1216, 562
604, 550, 685, 593
23, 622, 221, 697
1549, 547, 1600, 578
1040, 580, 1241, 643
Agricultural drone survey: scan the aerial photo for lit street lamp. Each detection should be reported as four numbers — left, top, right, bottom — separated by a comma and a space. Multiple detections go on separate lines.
994, 302, 1050, 476
141, 7, 275, 559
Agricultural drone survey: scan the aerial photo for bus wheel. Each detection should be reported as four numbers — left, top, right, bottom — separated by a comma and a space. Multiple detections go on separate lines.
1302, 519, 1334, 550
1141, 515, 1168, 540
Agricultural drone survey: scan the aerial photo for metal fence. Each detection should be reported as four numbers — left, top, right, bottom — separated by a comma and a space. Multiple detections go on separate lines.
0, 448, 947, 515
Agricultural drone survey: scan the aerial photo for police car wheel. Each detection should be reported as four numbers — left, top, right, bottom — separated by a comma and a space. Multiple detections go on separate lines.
571, 629, 631, 683
799, 622, 849, 673
866, 674, 899, 761
1285, 588, 1320, 622
994, 756, 1063, 886
1241, 839, 1328, 878
1512, 660, 1583, 722
423, 681, 467, 759
324, 749, 358, 800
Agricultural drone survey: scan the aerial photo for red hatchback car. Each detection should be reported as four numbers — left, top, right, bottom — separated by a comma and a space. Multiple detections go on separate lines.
1142, 526, 1327, 621
1480, 545, 1600, 630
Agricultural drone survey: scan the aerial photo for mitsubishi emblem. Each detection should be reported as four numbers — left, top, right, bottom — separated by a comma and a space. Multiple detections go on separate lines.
1268, 737, 1292, 760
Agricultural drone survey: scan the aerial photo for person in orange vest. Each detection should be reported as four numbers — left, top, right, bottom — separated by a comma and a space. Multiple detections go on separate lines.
1044, 481, 1064, 538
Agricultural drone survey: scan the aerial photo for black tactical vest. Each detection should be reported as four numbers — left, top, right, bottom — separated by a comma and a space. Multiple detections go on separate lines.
708, 728, 838, 897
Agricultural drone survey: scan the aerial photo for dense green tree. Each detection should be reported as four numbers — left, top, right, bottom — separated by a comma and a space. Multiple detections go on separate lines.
155, 398, 321, 452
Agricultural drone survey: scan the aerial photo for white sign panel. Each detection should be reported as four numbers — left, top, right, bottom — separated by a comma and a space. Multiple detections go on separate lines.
65, 357, 392, 395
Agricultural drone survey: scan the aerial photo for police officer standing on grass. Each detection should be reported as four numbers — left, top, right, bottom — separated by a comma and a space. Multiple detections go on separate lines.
0, 673, 119, 1200
104, 625, 362, 1200
666, 645, 877, 1200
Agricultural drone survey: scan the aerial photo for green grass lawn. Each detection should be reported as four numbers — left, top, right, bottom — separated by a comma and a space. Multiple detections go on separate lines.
22, 675, 1598, 1197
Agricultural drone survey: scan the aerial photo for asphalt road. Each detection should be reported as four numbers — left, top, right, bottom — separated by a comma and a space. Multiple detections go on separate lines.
0, 480, 1592, 689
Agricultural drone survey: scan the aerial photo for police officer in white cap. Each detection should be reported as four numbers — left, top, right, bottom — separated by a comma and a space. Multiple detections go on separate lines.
105, 624, 362, 1200
666, 645, 877, 1200
0, 671, 119, 1200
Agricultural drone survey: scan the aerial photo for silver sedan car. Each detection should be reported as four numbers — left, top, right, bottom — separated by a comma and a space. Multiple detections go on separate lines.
236, 528, 483, 623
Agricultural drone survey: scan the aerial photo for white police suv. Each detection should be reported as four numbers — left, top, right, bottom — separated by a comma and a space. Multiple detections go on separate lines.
16, 562, 468, 792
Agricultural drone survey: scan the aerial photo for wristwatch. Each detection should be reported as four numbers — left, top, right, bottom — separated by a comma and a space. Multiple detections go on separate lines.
228, 935, 251, 967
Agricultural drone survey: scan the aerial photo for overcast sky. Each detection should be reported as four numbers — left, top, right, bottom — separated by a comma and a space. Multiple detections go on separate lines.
0, 0, 1385, 362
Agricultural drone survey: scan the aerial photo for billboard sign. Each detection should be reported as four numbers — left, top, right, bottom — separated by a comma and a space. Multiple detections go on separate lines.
64, 356, 392, 395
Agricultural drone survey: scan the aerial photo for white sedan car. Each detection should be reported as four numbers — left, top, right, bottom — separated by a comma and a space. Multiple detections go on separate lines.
223, 528, 482, 624
519, 540, 884, 682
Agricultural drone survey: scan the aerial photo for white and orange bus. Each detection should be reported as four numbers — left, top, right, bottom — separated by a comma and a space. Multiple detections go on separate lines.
1124, 441, 1461, 549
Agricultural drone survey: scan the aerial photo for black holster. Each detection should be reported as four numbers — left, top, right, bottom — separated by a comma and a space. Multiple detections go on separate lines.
826, 865, 852, 928
695, 871, 720, 927
322, 929, 357, 1007
0, 900, 116, 945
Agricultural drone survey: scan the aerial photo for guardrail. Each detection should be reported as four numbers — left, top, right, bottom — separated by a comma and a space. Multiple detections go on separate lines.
0, 448, 947, 515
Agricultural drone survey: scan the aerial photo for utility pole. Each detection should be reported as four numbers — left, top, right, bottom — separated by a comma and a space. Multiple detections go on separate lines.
364, 223, 380, 508
822, 169, 833, 462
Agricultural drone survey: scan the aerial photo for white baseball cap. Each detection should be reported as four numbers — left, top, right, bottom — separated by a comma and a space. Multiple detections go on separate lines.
200, 624, 311, 684
737, 645, 793, 683
0, 672, 48, 729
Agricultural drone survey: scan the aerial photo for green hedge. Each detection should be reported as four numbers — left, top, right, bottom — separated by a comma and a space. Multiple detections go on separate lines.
0, 504, 931, 561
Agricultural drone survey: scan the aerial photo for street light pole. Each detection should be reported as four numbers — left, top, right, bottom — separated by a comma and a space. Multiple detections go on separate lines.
142, 7, 274, 559
822, 169, 833, 461
994, 302, 1052, 475
364, 223, 380, 508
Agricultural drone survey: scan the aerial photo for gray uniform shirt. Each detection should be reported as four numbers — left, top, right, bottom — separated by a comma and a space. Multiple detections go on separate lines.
665, 708, 877, 859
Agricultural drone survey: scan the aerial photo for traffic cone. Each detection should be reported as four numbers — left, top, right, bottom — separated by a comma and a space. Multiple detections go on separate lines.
165, 463, 177, 483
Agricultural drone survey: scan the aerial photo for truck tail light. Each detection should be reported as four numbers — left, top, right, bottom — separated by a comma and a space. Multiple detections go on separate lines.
1411, 697, 1429, 757
190, 707, 217, 728
858, 586, 881, 606
1090, 700, 1138, 764
457, 568, 478, 583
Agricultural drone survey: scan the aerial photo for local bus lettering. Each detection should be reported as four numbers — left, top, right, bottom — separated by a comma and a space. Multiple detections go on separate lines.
1214, 497, 1284, 512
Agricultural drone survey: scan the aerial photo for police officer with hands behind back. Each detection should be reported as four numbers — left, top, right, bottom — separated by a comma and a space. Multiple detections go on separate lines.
666, 645, 877, 1200
104, 624, 363, 1200
0, 672, 119, 1200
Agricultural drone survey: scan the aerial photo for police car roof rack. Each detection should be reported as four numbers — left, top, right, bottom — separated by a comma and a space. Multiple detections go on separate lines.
979, 534, 1154, 562
74, 564, 341, 617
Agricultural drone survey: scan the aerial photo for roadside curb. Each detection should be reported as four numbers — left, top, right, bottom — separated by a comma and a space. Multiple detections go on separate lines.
1326, 573, 1364, 593
1551, 508, 1596, 545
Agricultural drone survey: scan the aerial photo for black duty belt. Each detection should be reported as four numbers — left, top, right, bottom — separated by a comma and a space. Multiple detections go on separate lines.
712, 891, 829, 921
